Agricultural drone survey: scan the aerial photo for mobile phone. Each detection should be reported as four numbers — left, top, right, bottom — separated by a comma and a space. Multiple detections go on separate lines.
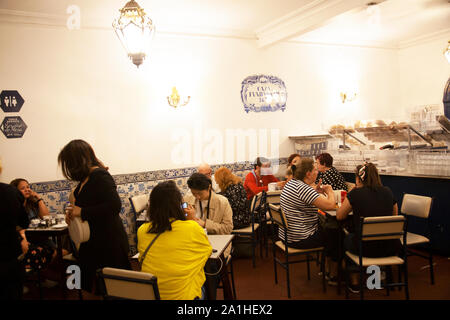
181, 202, 188, 209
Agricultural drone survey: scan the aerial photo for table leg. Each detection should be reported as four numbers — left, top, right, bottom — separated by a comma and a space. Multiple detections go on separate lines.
204, 260, 217, 300
219, 257, 233, 300
337, 229, 342, 295
56, 235, 67, 299
204, 255, 234, 300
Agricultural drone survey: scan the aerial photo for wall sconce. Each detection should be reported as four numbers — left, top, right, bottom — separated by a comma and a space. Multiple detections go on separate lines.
340, 91, 357, 103
167, 87, 190, 108
444, 40, 450, 63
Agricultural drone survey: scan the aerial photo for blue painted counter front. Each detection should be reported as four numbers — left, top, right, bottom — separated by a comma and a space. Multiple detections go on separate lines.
342, 172, 450, 256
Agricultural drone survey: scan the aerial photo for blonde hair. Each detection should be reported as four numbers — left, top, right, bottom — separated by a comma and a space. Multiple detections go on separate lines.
214, 167, 242, 192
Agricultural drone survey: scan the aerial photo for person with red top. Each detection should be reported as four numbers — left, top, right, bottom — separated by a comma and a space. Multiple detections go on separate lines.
244, 157, 285, 200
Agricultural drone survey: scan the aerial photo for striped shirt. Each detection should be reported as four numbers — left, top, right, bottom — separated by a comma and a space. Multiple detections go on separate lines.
279, 179, 320, 243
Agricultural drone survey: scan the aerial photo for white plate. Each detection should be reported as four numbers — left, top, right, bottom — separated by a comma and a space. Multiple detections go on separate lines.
52, 223, 68, 228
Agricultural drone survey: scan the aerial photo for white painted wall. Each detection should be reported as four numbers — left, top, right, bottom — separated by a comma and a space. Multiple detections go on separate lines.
0, 23, 407, 183
398, 33, 450, 117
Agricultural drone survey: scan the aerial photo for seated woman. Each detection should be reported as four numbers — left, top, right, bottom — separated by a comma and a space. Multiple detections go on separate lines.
287, 153, 301, 167
244, 157, 285, 200
285, 167, 293, 182
10, 178, 49, 220
10, 178, 59, 268
280, 158, 341, 283
184, 173, 233, 235
137, 180, 212, 300
336, 163, 400, 292
214, 167, 249, 230
315, 153, 348, 191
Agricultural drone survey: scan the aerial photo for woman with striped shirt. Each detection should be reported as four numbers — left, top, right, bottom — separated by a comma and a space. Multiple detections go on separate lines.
280, 158, 341, 282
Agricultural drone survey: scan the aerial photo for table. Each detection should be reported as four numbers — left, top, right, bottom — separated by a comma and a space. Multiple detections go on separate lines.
132, 234, 235, 300
25, 225, 69, 298
204, 235, 234, 300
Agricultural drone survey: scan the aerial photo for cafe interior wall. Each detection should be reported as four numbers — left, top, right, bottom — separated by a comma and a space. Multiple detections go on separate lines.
0, 22, 424, 184
398, 32, 450, 115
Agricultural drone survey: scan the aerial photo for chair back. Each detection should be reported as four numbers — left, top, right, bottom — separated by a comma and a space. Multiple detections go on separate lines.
129, 194, 150, 216
400, 193, 432, 219
360, 216, 405, 242
98, 267, 160, 300
266, 190, 281, 205
268, 204, 288, 229
249, 192, 263, 215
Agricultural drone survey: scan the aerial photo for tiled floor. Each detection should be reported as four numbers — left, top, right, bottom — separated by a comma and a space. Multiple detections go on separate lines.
23, 244, 450, 300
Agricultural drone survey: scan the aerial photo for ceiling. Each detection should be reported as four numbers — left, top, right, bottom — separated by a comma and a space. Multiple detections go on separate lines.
0, 0, 449, 48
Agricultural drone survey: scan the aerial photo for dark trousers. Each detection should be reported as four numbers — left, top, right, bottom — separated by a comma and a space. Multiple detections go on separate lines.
0, 258, 25, 300
287, 226, 341, 261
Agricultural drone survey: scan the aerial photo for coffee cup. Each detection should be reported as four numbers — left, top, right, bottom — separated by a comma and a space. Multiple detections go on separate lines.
268, 182, 277, 192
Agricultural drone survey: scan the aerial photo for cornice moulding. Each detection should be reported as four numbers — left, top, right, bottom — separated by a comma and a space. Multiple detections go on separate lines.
0, 8, 256, 40
398, 28, 450, 49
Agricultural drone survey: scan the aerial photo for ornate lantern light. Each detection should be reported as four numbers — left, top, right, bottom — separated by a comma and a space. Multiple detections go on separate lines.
112, 0, 155, 67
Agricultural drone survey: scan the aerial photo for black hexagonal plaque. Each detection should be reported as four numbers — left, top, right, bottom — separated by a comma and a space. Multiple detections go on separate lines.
0, 90, 25, 113
1, 116, 27, 138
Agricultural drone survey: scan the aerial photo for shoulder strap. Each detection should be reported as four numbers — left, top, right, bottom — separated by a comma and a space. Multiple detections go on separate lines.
139, 233, 161, 267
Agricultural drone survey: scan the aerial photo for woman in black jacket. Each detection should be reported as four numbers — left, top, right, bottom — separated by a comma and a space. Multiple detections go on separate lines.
58, 139, 130, 293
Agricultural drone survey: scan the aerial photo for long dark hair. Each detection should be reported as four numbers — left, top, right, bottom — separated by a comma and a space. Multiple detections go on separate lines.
10, 178, 35, 211
147, 180, 186, 234
355, 162, 382, 189
58, 139, 106, 182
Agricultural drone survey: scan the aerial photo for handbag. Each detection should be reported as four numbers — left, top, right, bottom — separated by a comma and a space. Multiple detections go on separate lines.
138, 233, 161, 271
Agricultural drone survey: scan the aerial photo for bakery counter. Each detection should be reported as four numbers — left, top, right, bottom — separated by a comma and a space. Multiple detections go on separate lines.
340, 170, 450, 180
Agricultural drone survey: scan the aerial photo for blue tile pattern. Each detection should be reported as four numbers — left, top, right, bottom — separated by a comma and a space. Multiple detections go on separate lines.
30, 158, 287, 255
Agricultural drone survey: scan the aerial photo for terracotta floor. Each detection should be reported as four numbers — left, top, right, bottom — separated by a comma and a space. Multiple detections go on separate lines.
23, 244, 450, 301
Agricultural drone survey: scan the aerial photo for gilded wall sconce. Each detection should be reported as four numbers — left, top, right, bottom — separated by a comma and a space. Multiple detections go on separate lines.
340, 91, 357, 103
167, 87, 190, 108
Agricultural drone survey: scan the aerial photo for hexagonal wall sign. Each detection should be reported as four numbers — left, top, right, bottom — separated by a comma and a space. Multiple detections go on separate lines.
0, 90, 25, 113
1, 116, 27, 138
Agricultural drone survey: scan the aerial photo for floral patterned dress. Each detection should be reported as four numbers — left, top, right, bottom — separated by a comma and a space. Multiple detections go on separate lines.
222, 183, 250, 230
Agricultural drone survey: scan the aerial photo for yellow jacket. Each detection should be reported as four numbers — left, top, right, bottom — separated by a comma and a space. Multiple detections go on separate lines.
137, 220, 212, 300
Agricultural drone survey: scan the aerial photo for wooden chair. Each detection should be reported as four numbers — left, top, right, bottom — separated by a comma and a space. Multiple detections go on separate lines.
97, 267, 160, 300
400, 193, 435, 284
268, 204, 326, 298
263, 190, 282, 256
344, 215, 409, 300
232, 192, 262, 268
129, 193, 150, 234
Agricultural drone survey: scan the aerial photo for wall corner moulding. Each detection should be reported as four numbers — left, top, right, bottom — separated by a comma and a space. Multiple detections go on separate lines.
241, 75, 287, 113
255, 0, 385, 48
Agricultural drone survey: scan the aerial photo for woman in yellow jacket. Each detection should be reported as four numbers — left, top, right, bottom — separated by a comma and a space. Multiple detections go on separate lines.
137, 180, 212, 300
